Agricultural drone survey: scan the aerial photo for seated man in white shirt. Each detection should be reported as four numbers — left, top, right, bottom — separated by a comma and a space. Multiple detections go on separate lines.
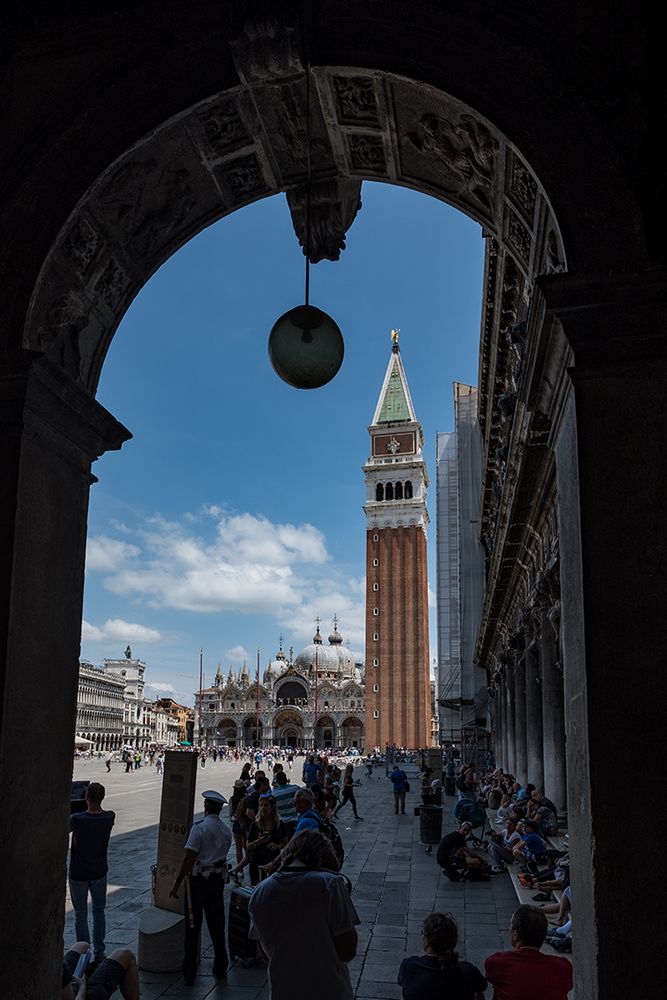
487, 817, 522, 873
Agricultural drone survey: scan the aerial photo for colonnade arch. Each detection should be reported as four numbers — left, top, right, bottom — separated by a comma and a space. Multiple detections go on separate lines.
0, 5, 662, 999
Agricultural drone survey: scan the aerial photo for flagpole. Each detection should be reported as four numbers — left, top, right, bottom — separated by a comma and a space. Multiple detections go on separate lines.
256, 648, 260, 748
198, 649, 203, 746
314, 642, 319, 751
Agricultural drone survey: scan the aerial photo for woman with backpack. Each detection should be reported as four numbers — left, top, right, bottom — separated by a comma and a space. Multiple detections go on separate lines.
333, 764, 362, 821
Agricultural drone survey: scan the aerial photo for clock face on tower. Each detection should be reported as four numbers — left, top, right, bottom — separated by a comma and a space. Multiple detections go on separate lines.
387, 437, 400, 454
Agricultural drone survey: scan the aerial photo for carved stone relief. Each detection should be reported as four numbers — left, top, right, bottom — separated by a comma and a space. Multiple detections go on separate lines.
62, 217, 101, 280
93, 258, 130, 311
215, 152, 269, 202
544, 228, 566, 274
93, 153, 199, 261
506, 208, 532, 265
333, 76, 379, 126
194, 98, 252, 160
348, 133, 386, 173
36, 292, 87, 380
406, 111, 498, 218
508, 152, 538, 222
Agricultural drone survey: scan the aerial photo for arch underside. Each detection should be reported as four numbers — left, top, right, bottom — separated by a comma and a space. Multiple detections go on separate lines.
25, 67, 568, 396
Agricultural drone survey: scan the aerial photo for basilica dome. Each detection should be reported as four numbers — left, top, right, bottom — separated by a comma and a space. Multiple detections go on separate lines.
295, 620, 356, 679
295, 625, 341, 675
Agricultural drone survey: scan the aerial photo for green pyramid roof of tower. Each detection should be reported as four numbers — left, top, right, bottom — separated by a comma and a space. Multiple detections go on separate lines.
378, 357, 411, 422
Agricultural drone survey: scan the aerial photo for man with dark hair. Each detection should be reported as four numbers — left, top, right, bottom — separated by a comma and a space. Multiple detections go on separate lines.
69, 781, 115, 964
389, 763, 409, 814
271, 769, 300, 836
248, 830, 359, 1000
170, 789, 232, 986
302, 754, 324, 787
484, 905, 573, 999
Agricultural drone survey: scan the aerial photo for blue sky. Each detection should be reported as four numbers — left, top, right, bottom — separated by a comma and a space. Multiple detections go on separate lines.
81, 181, 484, 703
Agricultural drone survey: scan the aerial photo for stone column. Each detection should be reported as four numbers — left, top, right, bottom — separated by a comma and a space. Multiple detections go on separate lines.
513, 651, 527, 786
504, 665, 516, 776
542, 270, 667, 1000
495, 682, 506, 769
0, 353, 130, 1000
524, 639, 544, 789
540, 604, 567, 817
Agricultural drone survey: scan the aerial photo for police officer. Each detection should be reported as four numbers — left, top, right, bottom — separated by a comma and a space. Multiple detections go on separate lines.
169, 789, 232, 984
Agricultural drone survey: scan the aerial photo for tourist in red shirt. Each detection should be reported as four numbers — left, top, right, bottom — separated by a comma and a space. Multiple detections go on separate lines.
484, 905, 573, 1000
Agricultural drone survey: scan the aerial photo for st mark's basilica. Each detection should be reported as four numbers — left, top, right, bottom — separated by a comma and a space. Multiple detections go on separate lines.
196, 620, 365, 749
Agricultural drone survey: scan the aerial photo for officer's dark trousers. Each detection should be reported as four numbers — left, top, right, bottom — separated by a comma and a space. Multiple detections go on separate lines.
183, 874, 228, 979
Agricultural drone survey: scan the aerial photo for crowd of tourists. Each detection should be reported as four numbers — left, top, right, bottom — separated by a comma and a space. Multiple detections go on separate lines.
435, 755, 573, 958
63, 747, 572, 998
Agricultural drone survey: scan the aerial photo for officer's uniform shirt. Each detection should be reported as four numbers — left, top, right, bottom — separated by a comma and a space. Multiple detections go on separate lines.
185, 814, 232, 873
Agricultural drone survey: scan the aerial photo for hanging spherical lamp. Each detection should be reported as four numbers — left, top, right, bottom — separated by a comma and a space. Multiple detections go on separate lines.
268, 43, 344, 390
269, 303, 344, 389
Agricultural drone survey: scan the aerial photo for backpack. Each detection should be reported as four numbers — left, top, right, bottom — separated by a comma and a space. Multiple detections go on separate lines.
302, 810, 345, 866
457, 801, 486, 830
234, 795, 249, 825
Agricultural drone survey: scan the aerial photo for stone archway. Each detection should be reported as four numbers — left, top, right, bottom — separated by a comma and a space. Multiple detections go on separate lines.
216, 717, 238, 746
274, 708, 305, 748
0, 6, 662, 999
339, 716, 364, 748
314, 714, 336, 749
242, 716, 264, 747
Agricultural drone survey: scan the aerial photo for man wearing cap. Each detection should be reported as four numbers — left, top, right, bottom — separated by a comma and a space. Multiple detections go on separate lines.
169, 789, 232, 985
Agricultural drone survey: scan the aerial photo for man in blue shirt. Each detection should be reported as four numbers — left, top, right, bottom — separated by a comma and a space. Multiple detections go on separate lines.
302, 754, 323, 787
294, 788, 321, 831
512, 819, 547, 868
68, 782, 115, 963
388, 765, 408, 814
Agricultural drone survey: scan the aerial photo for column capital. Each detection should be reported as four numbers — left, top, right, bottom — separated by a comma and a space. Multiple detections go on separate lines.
0, 351, 131, 479
536, 267, 667, 370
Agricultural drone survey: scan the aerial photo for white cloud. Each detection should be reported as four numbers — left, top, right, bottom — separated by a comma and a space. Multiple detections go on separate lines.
82, 618, 162, 644
87, 536, 140, 571
224, 645, 250, 663
146, 681, 176, 693
96, 510, 330, 616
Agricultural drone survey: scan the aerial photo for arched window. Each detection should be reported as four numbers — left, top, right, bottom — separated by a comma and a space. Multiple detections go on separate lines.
395, 481, 403, 500
385, 482, 394, 501
405, 480, 413, 499
375, 483, 384, 501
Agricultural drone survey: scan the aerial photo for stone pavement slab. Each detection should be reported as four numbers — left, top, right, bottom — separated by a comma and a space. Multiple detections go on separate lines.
67, 757, 515, 997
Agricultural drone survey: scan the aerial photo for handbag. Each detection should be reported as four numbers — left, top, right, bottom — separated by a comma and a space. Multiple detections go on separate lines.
404, 780, 410, 792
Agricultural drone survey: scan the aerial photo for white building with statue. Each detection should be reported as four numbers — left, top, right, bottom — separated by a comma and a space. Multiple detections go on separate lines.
195, 621, 365, 748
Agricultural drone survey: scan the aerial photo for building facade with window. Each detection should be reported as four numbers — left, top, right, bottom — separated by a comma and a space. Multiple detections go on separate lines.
75, 662, 126, 750
195, 624, 364, 748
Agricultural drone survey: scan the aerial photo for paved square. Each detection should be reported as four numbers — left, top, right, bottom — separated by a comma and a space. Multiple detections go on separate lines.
67, 758, 515, 997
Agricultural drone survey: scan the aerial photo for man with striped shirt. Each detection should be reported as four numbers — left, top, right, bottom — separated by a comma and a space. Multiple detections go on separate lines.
271, 771, 301, 837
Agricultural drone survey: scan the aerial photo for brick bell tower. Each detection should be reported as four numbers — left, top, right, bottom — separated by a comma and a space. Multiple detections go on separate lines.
363, 330, 431, 750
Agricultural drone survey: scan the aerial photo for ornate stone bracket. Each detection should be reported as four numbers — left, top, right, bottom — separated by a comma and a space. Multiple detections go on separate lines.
286, 177, 362, 262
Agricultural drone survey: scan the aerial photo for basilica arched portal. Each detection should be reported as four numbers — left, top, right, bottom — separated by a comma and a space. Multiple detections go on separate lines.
273, 708, 305, 748
0, 5, 662, 999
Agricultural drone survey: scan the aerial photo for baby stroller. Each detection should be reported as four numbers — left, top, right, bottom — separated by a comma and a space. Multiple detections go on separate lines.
454, 798, 488, 847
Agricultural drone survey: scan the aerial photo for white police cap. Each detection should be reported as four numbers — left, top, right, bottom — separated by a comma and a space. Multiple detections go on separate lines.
202, 789, 227, 804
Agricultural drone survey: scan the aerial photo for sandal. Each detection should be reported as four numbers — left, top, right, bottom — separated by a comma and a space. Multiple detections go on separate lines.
532, 891, 553, 902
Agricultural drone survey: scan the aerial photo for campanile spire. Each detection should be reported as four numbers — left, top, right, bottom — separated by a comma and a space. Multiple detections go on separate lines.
363, 335, 431, 749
